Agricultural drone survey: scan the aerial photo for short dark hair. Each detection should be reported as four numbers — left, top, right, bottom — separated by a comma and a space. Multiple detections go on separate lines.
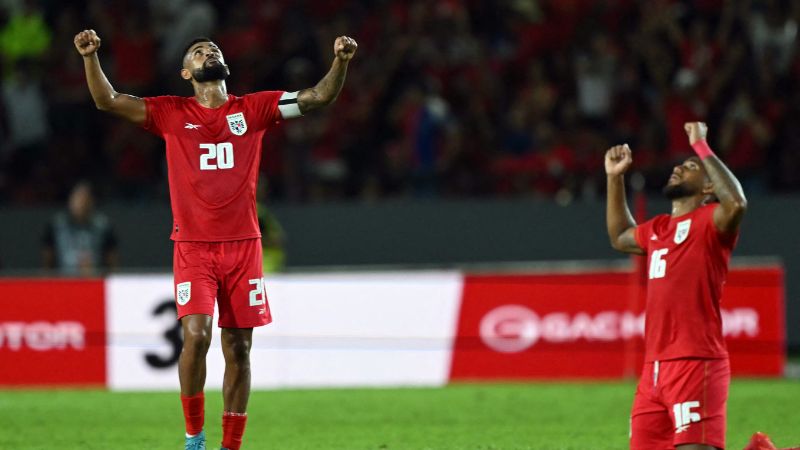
182, 37, 213, 58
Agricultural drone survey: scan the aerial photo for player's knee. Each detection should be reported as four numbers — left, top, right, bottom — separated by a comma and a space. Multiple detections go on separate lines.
225, 339, 251, 365
183, 327, 212, 354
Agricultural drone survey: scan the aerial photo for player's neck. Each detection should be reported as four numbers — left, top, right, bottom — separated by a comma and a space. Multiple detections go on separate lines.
193, 81, 228, 108
670, 196, 704, 218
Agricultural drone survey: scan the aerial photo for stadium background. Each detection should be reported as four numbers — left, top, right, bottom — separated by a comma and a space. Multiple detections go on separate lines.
0, 0, 798, 448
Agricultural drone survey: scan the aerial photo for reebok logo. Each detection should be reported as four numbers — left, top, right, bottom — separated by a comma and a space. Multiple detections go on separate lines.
185, 123, 201, 130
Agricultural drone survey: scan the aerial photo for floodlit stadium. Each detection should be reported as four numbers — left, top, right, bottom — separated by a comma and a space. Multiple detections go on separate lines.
1, 1, 799, 449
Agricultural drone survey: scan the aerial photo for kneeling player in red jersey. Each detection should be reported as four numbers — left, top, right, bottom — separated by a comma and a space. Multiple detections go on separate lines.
74, 29, 357, 450
606, 122, 746, 450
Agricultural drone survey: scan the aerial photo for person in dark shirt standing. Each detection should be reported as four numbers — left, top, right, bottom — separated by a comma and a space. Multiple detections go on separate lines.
42, 180, 118, 276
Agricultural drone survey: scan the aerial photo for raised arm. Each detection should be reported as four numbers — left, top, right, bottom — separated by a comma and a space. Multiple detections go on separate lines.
605, 144, 645, 255
74, 29, 146, 125
296, 36, 357, 114
685, 122, 747, 234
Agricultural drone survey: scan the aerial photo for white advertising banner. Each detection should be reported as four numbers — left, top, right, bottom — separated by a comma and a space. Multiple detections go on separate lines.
106, 272, 463, 390
106, 274, 186, 390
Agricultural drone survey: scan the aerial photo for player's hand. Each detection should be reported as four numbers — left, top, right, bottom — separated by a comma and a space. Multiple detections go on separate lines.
334, 36, 357, 61
74, 29, 101, 57
605, 144, 633, 176
684, 122, 708, 145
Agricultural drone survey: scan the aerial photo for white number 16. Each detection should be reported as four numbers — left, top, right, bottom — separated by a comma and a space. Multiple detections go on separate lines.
200, 142, 234, 170
649, 249, 668, 279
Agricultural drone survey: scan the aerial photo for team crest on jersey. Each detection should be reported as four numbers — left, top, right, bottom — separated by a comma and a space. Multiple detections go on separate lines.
226, 112, 247, 136
176, 282, 191, 305
674, 219, 692, 244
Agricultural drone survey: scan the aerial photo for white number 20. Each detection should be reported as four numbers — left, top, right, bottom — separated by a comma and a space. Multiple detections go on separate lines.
248, 278, 266, 306
200, 142, 234, 170
649, 249, 668, 279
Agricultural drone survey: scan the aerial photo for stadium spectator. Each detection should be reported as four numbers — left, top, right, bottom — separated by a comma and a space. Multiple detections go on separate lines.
42, 180, 118, 276
106, 7, 158, 93
748, 0, 798, 76
1, 57, 50, 201
0, 0, 51, 65
574, 31, 617, 122
150, 0, 217, 79
1, 1, 799, 203
45, 6, 94, 139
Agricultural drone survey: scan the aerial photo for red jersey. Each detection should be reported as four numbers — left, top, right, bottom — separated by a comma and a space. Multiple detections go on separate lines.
634, 204, 738, 362
143, 91, 283, 241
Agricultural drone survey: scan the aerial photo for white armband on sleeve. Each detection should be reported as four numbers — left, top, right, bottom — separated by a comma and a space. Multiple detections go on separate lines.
278, 91, 302, 119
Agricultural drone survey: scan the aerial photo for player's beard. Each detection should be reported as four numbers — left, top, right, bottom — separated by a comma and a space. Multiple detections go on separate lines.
192, 59, 230, 83
663, 182, 694, 200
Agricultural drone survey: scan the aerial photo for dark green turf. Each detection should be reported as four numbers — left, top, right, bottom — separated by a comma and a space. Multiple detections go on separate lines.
0, 380, 797, 449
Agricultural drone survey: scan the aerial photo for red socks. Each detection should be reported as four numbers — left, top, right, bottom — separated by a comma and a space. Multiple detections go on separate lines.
221, 411, 248, 450
181, 393, 246, 449
180, 392, 205, 436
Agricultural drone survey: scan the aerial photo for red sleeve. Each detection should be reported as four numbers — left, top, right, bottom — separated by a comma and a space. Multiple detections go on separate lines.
242, 91, 284, 131
634, 217, 657, 250
142, 96, 182, 137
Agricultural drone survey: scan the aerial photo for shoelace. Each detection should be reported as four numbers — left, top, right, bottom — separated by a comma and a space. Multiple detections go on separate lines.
185, 436, 205, 450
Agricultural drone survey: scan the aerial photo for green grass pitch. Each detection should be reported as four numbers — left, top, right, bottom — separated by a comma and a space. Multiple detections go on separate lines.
0, 380, 797, 449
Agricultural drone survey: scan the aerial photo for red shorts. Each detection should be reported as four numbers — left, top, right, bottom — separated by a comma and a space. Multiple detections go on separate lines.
173, 239, 272, 328
630, 358, 729, 450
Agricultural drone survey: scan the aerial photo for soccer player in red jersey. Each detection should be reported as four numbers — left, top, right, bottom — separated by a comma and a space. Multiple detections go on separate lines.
74, 29, 357, 450
606, 122, 747, 450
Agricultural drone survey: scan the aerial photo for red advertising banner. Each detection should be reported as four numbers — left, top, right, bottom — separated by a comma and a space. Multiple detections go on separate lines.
450, 267, 785, 380
0, 279, 106, 386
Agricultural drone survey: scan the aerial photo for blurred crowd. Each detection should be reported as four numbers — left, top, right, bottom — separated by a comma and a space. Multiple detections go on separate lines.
0, 0, 798, 205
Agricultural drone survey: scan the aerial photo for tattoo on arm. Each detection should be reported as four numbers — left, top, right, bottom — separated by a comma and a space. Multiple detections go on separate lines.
83, 53, 145, 124
702, 155, 747, 233
297, 59, 348, 114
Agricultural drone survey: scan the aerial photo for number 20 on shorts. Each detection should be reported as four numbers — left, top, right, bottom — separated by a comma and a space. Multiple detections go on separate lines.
248, 278, 266, 306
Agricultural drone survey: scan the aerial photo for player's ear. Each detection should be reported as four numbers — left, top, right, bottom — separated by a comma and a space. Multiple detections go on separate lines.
180, 68, 192, 81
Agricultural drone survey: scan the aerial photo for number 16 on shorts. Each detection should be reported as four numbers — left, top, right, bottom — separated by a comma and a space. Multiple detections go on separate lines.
249, 278, 266, 306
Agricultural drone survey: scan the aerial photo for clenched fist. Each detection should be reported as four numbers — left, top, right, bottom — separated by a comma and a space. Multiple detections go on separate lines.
74, 29, 101, 57
605, 144, 633, 177
684, 122, 708, 145
334, 36, 357, 61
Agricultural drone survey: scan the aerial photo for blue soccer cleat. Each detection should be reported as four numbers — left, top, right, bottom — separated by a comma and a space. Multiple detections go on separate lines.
184, 430, 206, 450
